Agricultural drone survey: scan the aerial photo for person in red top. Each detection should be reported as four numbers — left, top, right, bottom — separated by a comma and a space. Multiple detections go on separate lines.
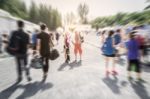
73, 31, 83, 61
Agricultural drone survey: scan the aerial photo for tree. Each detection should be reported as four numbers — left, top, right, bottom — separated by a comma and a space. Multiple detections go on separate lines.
0, 0, 29, 19
77, 3, 89, 24
28, 2, 39, 23
50, 9, 62, 30
0, 0, 62, 31
37, 4, 61, 30
144, 0, 150, 10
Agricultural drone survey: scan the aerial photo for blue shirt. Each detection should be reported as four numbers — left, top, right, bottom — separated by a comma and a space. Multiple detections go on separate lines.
102, 37, 115, 55
114, 33, 121, 45
126, 39, 139, 60
32, 33, 37, 44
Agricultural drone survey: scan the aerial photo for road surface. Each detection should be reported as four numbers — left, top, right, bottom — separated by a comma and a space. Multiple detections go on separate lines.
0, 33, 150, 99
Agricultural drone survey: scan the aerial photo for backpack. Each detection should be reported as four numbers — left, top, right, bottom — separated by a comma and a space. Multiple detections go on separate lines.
49, 49, 59, 60
6, 31, 21, 56
101, 37, 115, 55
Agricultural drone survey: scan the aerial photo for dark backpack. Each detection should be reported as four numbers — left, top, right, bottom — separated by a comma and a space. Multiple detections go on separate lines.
6, 31, 21, 56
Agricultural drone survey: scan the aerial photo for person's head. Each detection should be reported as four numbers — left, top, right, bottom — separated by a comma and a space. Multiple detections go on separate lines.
129, 31, 136, 39
132, 26, 138, 30
101, 30, 106, 35
17, 20, 24, 29
108, 30, 114, 37
116, 29, 121, 33
40, 24, 47, 31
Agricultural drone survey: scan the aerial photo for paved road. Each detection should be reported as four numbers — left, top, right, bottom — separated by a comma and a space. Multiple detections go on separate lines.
0, 33, 150, 99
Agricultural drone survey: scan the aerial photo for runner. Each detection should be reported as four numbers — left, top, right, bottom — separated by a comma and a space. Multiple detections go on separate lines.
102, 30, 117, 77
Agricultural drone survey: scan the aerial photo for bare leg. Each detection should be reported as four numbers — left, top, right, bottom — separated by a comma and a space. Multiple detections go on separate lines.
105, 56, 109, 76
105, 57, 109, 71
112, 57, 116, 71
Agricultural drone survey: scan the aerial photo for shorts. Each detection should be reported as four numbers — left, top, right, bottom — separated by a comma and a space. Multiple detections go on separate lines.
139, 45, 144, 50
103, 54, 115, 57
74, 43, 82, 55
128, 59, 141, 73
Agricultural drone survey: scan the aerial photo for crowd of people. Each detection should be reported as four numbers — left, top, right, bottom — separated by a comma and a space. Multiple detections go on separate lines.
100, 26, 150, 81
0, 20, 84, 83
0, 20, 149, 84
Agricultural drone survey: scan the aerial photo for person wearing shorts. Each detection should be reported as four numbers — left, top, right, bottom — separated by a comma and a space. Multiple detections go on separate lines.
102, 30, 117, 76
73, 31, 83, 61
126, 32, 142, 81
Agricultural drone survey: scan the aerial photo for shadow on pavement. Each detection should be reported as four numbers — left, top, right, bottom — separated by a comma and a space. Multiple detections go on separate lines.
116, 58, 126, 66
58, 62, 68, 71
141, 64, 150, 73
58, 60, 82, 71
120, 80, 128, 87
102, 77, 121, 94
130, 81, 150, 99
0, 81, 53, 99
69, 60, 82, 70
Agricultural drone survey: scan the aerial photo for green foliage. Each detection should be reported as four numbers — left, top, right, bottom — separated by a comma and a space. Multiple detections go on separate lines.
91, 10, 150, 29
145, 0, 150, 10
0, 0, 62, 31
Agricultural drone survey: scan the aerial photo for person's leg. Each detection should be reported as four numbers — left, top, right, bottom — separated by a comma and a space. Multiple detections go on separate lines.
112, 56, 117, 75
66, 48, 70, 63
45, 57, 49, 73
42, 57, 49, 82
74, 44, 77, 61
15, 57, 22, 81
105, 56, 109, 76
79, 44, 82, 60
65, 48, 67, 63
23, 55, 32, 81
127, 60, 132, 80
135, 59, 142, 80
41, 57, 45, 73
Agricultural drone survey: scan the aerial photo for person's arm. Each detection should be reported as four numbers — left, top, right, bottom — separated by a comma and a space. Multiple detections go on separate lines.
50, 37, 54, 48
112, 37, 115, 48
37, 39, 41, 51
36, 34, 40, 52
27, 34, 31, 48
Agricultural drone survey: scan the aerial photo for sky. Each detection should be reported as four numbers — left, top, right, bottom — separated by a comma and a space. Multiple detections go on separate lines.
24, 0, 148, 20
